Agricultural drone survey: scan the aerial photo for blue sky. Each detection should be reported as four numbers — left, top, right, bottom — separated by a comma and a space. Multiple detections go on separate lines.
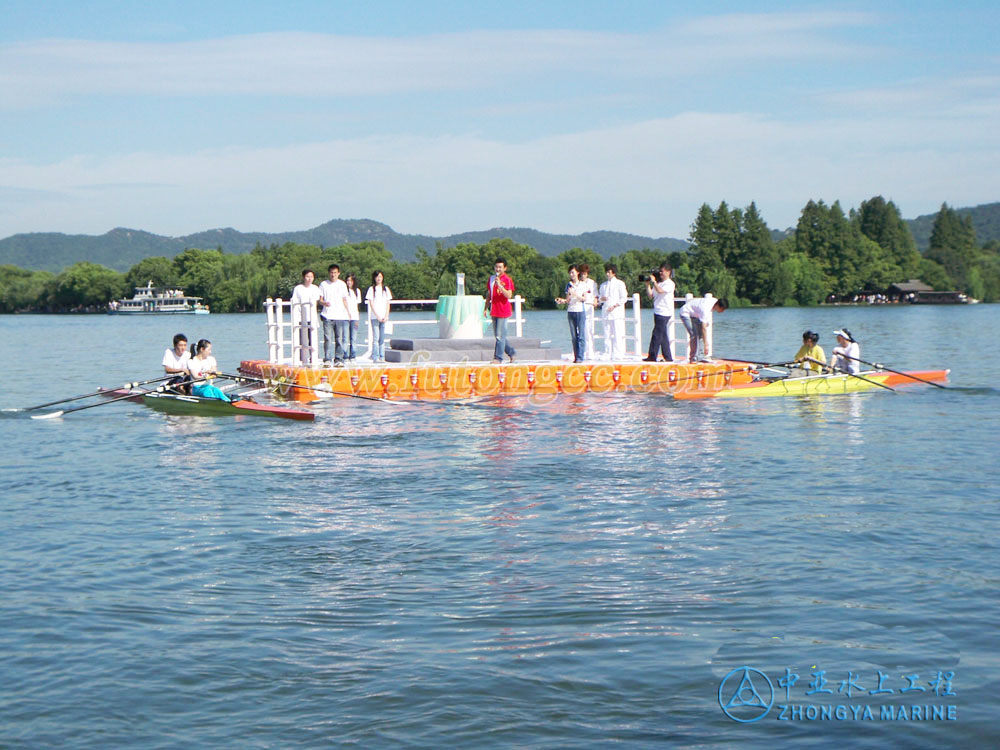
2, 1, 998, 241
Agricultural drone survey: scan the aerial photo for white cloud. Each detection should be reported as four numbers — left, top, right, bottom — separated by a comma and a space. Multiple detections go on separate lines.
0, 14, 879, 108
3, 110, 996, 238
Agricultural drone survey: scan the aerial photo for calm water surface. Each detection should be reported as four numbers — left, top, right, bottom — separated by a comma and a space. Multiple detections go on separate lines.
2, 305, 998, 748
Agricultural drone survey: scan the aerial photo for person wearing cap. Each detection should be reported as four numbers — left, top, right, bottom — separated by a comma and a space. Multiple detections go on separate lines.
793, 331, 826, 373
831, 329, 860, 374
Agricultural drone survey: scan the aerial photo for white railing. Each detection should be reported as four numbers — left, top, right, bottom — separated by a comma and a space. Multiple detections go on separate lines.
263, 294, 527, 366
588, 293, 648, 360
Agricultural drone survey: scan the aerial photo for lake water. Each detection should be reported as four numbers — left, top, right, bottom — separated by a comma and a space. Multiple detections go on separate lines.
2, 305, 998, 749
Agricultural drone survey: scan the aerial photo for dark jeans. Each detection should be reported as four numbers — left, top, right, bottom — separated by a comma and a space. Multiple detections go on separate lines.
567, 310, 585, 362
647, 313, 673, 361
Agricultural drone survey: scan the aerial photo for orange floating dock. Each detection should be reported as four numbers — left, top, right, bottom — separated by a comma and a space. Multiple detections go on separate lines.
238, 359, 755, 401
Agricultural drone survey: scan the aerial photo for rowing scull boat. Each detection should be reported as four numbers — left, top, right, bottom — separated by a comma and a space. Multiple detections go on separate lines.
101, 388, 315, 420
671, 369, 949, 400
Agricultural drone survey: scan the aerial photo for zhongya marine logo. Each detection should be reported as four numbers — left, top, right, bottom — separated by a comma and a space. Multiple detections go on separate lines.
718, 666, 774, 722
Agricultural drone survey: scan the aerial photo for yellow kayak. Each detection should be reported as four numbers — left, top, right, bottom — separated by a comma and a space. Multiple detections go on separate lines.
672, 369, 949, 400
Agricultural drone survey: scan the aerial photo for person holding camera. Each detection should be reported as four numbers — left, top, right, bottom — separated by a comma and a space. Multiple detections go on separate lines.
555, 264, 587, 363
598, 263, 628, 360
642, 263, 675, 362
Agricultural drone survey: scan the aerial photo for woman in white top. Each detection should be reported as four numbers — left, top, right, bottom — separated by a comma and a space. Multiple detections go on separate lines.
364, 270, 392, 362
344, 273, 362, 361
187, 339, 230, 402
831, 329, 861, 374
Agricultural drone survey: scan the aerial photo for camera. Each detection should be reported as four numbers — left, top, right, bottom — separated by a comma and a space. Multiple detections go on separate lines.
638, 269, 660, 283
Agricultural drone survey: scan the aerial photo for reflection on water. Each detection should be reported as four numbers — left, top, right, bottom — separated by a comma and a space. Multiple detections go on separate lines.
3, 309, 999, 749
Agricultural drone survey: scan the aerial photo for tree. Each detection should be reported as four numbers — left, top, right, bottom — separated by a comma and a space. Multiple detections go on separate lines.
125, 256, 179, 290
51, 262, 127, 309
172, 248, 226, 299
926, 203, 979, 291
854, 196, 921, 280
729, 201, 779, 304
0, 266, 55, 313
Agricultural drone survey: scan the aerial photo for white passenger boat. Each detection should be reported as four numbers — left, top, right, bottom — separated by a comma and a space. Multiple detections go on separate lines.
109, 282, 209, 315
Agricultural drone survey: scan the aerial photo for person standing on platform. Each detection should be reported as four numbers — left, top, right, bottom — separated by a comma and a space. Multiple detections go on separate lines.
319, 264, 350, 367
679, 294, 728, 361
642, 263, 675, 362
365, 270, 392, 363
485, 258, 516, 364
579, 264, 598, 360
344, 273, 361, 362
290, 269, 321, 366
555, 264, 586, 363
599, 264, 629, 360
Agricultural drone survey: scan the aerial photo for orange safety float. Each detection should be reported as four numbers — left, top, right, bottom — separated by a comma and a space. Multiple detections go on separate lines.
530, 363, 560, 395
472, 364, 502, 396
561, 363, 589, 394
502, 364, 531, 396
587, 364, 617, 393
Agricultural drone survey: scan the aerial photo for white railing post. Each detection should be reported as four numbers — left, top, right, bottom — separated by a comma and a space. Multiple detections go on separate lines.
513, 295, 523, 338
266, 298, 278, 364
630, 292, 642, 357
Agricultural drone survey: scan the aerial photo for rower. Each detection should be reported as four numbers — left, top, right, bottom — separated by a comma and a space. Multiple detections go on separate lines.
162, 333, 191, 393
831, 329, 860, 374
793, 330, 826, 373
187, 339, 231, 402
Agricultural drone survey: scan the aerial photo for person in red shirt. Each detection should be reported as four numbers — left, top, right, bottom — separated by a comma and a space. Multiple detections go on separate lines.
485, 258, 516, 363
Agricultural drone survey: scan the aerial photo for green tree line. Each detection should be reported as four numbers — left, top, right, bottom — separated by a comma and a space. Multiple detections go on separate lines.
2, 198, 998, 313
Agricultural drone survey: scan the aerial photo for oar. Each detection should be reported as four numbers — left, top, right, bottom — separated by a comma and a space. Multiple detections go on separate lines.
9, 374, 175, 413
840, 354, 948, 389
715, 357, 798, 369
220, 373, 401, 405
804, 357, 896, 393
31, 385, 164, 419
220, 373, 524, 412
633, 364, 760, 392
30, 377, 216, 419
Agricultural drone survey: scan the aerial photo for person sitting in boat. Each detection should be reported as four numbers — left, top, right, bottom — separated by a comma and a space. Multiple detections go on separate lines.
793, 330, 826, 373
162, 333, 192, 393
187, 339, 231, 402
831, 329, 860, 374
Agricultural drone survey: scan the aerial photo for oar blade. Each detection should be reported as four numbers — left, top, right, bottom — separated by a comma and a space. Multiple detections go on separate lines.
31, 410, 65, 420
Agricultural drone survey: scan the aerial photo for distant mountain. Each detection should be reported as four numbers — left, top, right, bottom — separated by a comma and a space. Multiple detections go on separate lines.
0, 219, 689, 273
905, 202, 1000, 250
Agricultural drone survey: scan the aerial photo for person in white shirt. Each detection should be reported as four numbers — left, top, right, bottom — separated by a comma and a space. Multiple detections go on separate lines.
831, 329, 861, 374
187, 339, 230, 402
579, 264, 599, 360
643, 263, 676, 362
291, 269, 321, 366
555, 264, 587, 363
364, 270, 393, 362
344, 273, 362, 361
679, 294, 728, 361
318, 264, 350, 366
599, 264, 629, 360
162, 333, 191, 392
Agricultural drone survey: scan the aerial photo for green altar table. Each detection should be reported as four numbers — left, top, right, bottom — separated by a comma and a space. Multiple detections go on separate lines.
436, 295, 486, 338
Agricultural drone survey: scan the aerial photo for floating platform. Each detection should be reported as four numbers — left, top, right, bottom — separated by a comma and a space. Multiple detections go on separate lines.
385, 337, 563, 364
237, 357, 754, 401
